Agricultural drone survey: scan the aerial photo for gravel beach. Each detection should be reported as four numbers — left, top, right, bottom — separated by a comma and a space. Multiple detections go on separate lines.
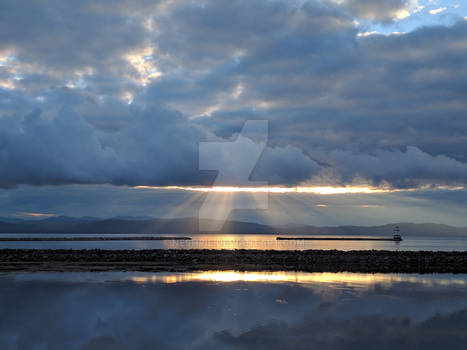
0, 249, 466, 273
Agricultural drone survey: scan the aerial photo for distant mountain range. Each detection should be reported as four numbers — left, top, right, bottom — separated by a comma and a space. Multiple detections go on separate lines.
0, 216, 466, 237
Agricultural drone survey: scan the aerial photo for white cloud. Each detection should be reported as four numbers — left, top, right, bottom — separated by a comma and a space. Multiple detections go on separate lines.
429, 7, 447, 15
357, 31, 405, 37
0, 79, 14, 89
357, 31, 379, 37
394, 8, 410, 19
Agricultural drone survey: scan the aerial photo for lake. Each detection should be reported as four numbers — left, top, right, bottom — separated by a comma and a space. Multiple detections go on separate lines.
0, 233, 466, 251
0, 271, 466, 349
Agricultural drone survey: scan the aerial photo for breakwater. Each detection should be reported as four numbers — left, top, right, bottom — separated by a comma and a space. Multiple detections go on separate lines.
0, 237, 191, 242
0, 249, 466, 273
277, 237, 396, 241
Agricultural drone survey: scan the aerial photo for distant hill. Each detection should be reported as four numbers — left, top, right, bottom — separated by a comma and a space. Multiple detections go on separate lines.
0, 217, 25, 224
0, 217, 466, 237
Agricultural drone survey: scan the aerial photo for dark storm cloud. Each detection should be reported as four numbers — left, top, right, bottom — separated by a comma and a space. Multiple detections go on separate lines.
0, 97, 207, 187
1, 0, 467, 188
0, 88, 315, 187
252, 145, 320, 185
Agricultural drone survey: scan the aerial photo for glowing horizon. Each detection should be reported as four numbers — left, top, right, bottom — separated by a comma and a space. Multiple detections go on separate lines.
13, 212, 57, 218
133, 185, 466, 195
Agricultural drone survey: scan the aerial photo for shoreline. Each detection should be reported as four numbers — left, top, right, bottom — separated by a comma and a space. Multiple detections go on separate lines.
0, 249, 466, 273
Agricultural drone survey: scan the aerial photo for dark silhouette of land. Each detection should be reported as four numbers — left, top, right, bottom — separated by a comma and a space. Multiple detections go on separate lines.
0, 216, 466, 236
0, 236, 191, 242
277, 237, 396, 241
0, 249, 466, 273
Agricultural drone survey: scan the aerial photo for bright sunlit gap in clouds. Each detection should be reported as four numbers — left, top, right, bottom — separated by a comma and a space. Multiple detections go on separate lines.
134, 185, 466, 194
132, 185, 467, 227
13, 212, 57, 218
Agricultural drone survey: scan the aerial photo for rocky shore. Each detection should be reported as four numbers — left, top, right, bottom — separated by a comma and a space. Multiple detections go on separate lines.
0, 249, 466, 273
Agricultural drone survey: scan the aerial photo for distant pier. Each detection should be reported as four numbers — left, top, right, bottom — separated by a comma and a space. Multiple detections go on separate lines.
0, 236, 191, 242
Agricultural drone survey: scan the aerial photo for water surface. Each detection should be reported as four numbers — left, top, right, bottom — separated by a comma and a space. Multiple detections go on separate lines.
0, 271, 466, 349
0, 233, 466, 251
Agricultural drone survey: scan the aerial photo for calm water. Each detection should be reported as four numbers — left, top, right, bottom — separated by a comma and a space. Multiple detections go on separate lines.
0, 233, 466, 251
0, 271, 466, 349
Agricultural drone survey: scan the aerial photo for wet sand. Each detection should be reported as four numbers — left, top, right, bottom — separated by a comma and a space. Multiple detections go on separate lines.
0, 249, 466, 273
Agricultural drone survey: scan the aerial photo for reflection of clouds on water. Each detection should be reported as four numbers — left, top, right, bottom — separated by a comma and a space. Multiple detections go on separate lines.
0, 273, 466, 349
215, 310, 467, 350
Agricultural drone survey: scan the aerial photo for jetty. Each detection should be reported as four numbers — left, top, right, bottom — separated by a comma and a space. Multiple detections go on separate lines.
277, 225, 404, 242
277, 237, 396, 241
0, 236, 191, 242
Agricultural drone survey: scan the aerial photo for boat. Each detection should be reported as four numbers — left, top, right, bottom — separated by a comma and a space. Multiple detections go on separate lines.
393, 226, 403, 241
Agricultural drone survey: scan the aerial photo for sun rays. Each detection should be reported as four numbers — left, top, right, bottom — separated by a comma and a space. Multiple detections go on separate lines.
131, 184, 467, 228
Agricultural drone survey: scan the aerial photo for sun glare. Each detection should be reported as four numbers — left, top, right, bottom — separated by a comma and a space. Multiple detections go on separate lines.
130, 271, 467, 287
134, 185, 466, 194
134, 185, 388, 194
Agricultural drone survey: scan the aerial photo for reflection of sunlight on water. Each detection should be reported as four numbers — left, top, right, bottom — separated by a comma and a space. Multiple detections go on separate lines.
161, 235, 407, 251
2, 234, 467, 251
162, 235, 280, 250
11, 271, 467, 299
130, 271, 467, 288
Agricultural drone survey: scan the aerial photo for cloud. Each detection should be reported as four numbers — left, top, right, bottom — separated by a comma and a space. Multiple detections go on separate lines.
327, 146, 467, 188
0, 0, 158, 99
0, 97, 209, 188
214, 310, 467, 350
429, 7, 447, 15
193, 19, 467, 187
1, 0, 467, 189
252, 145, 320, 185
339, 0, 410, 22
0, 89, 319, 188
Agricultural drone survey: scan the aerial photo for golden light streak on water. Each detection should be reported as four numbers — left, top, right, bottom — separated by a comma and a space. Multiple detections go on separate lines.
130, 271, 466, 287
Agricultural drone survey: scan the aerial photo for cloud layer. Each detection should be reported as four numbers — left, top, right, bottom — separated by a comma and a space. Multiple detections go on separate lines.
1, 0, 467, 188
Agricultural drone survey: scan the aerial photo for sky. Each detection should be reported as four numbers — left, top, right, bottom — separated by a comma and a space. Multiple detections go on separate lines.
1, 0, 467, 226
